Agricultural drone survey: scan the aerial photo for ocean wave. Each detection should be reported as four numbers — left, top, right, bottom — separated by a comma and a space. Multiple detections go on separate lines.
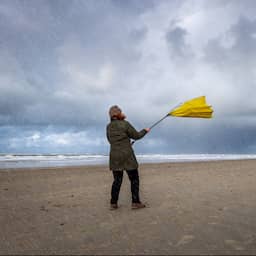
1, 154, 256, 169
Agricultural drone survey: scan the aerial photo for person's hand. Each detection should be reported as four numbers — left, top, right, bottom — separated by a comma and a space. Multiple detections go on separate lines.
145, 128, 150, 133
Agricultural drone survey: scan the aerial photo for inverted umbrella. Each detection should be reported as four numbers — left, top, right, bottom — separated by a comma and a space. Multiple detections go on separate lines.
132, 96, 213, 144
169, 96, 213, 118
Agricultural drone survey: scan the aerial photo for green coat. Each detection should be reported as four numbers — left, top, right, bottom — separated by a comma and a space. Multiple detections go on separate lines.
106, 120, 147, 171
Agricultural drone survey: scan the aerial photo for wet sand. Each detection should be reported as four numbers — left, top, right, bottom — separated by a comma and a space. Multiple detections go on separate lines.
1, 160, 256, 255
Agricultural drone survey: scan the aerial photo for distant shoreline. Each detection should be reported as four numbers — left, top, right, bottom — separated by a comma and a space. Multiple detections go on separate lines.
2, 154, 256, 169
1, 158, 256, 171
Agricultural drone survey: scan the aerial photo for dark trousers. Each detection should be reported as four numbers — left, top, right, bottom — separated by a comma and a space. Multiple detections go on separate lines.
111, 169, 140, 204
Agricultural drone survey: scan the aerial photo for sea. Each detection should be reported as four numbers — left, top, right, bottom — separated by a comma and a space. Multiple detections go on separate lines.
1, 154, 256, 169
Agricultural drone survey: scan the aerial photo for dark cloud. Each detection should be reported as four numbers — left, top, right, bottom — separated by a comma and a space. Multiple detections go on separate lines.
111, 0, 157, 14
203, 16, 256, 117
0, 0, 149, 127
0, 125, 108, 154
204, 16, 256, 67
134, 119, 256, 154
0, 0, 256, 153
166, 26, 190, 57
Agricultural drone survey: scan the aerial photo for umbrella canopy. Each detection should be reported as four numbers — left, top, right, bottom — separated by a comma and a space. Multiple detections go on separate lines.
169, 96, 213, 118
131, 96, 213, 145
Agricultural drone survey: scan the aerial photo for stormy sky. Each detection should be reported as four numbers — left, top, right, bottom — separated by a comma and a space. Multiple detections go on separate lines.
1, 0, 256, 154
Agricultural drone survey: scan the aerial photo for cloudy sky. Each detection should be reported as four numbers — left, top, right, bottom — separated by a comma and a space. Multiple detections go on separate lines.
0, 0, 256, 154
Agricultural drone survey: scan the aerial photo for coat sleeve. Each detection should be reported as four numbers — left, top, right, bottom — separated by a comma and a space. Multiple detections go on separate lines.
126, 121, 147, 140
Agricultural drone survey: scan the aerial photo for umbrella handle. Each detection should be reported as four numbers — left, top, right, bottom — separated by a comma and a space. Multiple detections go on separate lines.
131, 114, 169, 145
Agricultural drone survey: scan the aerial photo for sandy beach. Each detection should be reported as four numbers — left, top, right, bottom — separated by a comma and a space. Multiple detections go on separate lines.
1, 160, 256, 255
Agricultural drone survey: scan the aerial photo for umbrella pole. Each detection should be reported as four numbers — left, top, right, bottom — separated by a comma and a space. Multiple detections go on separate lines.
131, 114, 169, 145
149, 114, 169, 130
131, 103, 181, 145
148, 103, 181, 130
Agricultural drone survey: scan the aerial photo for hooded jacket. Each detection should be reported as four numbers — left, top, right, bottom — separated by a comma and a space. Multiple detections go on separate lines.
106, 119, 147, 171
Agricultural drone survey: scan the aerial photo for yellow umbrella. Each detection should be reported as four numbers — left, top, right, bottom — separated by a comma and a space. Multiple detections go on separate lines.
131, 96, 213, 145
169, 96, 213, 118
149, 96, 213, 129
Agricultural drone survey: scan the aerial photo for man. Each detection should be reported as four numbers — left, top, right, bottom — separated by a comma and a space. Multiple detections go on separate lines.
106, 105, 150, 210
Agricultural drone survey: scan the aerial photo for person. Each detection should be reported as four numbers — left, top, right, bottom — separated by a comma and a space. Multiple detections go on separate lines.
106, 105, 150, 210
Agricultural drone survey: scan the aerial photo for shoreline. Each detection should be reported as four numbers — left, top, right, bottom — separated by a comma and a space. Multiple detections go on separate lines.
1, 158, 256, 172
1, 153, 256, 170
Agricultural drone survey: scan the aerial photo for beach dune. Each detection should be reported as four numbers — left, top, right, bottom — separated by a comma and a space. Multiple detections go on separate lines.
1, 160, 256, 255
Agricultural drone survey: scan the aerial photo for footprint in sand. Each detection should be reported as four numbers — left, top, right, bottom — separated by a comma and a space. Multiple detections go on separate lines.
225, 240, 244, 250
53, 204, 64, 207
176, 235, 195, 246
